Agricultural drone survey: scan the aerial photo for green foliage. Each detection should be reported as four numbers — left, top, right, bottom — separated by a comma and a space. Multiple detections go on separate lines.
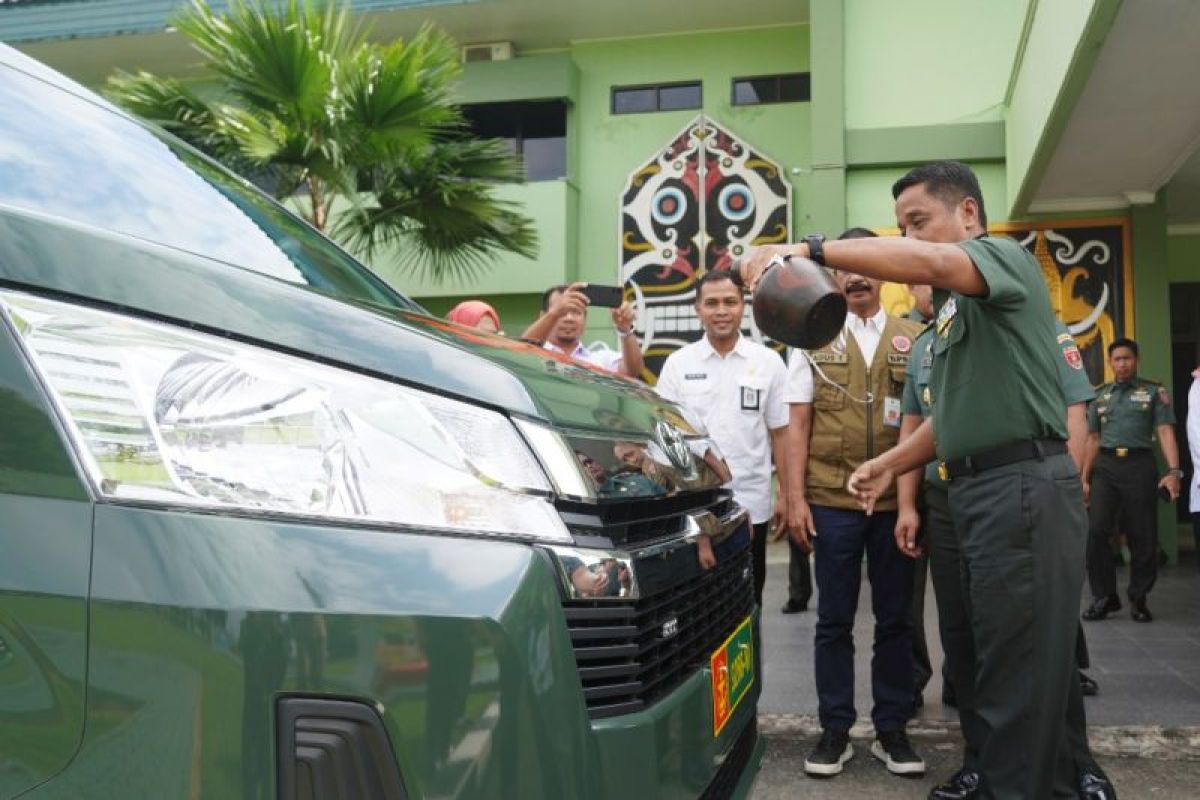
105, 0, 536, 283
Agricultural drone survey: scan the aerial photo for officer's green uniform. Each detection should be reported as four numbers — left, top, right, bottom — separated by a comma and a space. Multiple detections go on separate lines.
1085, 376, 1175, 605
904, 318, 1098, 787
927, 235, 1086, 800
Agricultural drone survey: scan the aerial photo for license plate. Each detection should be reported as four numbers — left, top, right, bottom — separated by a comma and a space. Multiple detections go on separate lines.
710, 615, 754, 737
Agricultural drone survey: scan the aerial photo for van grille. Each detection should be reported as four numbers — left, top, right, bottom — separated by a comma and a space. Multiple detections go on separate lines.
562, 546, 755, 719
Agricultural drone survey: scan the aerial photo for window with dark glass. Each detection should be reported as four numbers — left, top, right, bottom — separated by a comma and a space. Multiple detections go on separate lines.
731, 73, 811, 106
611, 82, 702, 114
461, 100, 567, 181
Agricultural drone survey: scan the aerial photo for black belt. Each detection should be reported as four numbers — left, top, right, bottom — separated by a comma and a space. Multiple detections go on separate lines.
938, 439, 1067, 481
1100, 446, 1151, 458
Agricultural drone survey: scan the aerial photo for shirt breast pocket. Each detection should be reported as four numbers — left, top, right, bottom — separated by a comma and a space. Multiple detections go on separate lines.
931, 316, 972, 390
737, 379, 767, 414
813, 363, 848, 410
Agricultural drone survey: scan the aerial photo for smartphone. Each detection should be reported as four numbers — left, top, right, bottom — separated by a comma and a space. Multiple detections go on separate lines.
581, 283, 624, 308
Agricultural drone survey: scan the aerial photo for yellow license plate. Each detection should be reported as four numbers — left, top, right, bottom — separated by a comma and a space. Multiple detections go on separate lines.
710, 615, 754, 737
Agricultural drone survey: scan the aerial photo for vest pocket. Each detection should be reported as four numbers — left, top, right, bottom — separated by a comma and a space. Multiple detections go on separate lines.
813, 363, 849, 410
807, 432, 845, 488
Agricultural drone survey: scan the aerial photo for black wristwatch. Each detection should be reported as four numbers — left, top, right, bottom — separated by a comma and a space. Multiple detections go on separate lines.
804, 233, 827, 266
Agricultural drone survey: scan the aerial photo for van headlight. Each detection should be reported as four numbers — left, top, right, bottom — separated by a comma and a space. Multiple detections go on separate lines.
1, 291, 569, 542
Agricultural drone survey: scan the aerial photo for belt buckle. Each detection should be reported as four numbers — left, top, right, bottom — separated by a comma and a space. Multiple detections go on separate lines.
1116, 447, 1128, 458
937, 462, 950, 482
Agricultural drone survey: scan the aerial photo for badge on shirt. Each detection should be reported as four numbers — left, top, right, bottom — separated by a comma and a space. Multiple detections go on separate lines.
809, 351, 849, 364
892, 335, 912, 354
886, 353, 909, 366
936, 297, 957, 337
1063, 344, 1084, 371
1130, 389, 1152, 403
883, 396, 902, 428
1056, 332, 1073, 344
922, 386, 931, 407
921, 352, 933, 368
740, 385, 761, 410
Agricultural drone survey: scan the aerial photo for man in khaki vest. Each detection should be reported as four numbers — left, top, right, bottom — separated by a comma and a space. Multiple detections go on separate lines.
781, 228, 925, 779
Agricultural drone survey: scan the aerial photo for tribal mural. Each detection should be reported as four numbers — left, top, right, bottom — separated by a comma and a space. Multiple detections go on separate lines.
1003, 221, 1131, 387
619, 115, 791, 379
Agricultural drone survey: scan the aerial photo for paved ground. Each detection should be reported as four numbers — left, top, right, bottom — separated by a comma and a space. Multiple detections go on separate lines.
751, 539, 1200, 796
751, 731, 1200, 799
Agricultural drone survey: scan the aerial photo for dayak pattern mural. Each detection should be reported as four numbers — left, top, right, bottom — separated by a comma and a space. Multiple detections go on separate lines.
619, 115, 791, 379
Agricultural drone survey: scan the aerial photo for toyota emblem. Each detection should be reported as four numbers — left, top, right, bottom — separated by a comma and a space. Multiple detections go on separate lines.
654, 420, 692, 472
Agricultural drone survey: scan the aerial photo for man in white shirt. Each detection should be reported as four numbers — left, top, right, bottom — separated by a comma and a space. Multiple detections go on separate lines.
780, 227, 926, 779
656, 269, 789, 606
521, 282, 645, 379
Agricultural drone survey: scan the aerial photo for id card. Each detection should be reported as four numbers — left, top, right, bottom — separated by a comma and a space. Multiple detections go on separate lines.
883, 396, 902, 428
740, 386, 761, 410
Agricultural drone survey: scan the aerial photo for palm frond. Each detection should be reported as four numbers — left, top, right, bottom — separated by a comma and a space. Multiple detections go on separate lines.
174, 0, 361, 125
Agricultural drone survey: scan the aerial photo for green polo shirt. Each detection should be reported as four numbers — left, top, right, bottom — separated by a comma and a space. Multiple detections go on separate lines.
928, 236, 1068, 460
1087, 377, 1175, 449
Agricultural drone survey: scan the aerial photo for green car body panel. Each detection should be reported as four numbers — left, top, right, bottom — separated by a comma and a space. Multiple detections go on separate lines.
0, 43, 763, 799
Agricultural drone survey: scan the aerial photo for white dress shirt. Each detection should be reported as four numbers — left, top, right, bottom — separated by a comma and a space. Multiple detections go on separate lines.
783, 308, 889, 404
1188, 369, 1200, 513
656, 335, 788, 524
544, 340, 623, 373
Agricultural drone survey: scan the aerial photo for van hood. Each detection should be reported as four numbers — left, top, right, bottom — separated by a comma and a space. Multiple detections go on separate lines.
0, 206, 679, 437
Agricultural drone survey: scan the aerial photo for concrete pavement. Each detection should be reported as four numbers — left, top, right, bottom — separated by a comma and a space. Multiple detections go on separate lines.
751, 538, 1200, 796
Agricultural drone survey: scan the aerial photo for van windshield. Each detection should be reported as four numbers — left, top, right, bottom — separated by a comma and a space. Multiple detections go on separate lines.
0, 57, 416, 311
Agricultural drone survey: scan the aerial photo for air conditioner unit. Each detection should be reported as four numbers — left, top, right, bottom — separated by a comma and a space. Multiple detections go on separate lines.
462, 41, 515, 63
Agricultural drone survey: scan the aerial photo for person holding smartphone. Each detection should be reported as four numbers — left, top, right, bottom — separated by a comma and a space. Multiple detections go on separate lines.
521, 282, 645, 380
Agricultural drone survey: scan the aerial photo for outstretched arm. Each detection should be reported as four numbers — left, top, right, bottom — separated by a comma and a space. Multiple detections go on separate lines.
741, 238, 987, 297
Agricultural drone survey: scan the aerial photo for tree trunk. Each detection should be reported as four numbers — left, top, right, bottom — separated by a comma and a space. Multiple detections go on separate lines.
308, 175, 327, 231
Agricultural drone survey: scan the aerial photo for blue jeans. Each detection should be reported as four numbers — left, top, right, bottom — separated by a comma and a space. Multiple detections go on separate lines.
811, 504, 915, 733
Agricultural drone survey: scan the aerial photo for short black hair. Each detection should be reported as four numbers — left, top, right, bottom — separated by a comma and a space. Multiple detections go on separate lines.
891, 160, 988, 228
838, 227, 877, 240
1108, 337, 1138, 357
541, 284, 568, 311
694, 269, 739, 303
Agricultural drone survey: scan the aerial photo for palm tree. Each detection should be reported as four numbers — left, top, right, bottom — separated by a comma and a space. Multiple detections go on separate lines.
106, 0, 537, 283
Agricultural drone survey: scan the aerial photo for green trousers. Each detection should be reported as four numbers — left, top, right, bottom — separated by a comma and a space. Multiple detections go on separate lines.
946, 452, 1086, 800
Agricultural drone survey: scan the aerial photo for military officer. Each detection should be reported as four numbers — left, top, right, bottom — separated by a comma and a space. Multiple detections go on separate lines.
739, 160, 1092, 799
900, 317, 1115, 799
1081, 338, 1182, 623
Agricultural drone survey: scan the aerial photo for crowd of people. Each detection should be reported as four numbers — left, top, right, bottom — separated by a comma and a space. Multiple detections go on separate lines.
443, 160, 1200, 800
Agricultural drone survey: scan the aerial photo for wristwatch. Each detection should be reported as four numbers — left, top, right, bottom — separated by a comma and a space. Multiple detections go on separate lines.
804, 233, 827, 266
1166, 468, 1184, 479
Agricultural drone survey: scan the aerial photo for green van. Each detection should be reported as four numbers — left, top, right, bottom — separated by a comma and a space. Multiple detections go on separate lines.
0, 44, 762, 799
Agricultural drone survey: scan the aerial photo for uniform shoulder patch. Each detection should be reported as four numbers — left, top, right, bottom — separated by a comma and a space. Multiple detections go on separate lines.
1062, 344, 1084, 371
1056, 332, 1073, 344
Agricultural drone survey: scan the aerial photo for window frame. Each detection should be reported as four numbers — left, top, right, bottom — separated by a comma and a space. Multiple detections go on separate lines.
610, 81, 703, 115
730, 72, 811, 106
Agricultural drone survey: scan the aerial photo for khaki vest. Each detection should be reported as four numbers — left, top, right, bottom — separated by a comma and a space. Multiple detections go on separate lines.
806, 315, 924, 511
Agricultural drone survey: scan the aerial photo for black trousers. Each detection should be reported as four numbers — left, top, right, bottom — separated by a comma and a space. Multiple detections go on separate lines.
751, 521, 767, 608
947, 453, 1087, 800
786, 536, 813, 606
1087, 450, 1159, 602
